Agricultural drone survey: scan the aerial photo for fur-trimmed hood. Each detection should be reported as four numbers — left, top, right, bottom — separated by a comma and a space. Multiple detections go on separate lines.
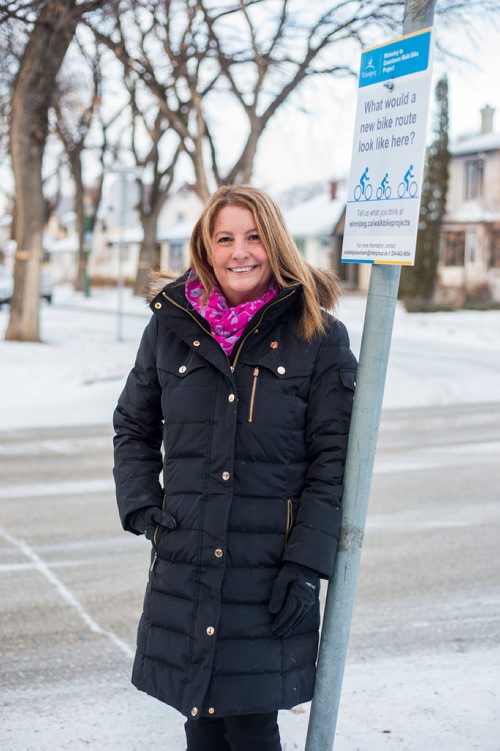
145, 270, 181, 303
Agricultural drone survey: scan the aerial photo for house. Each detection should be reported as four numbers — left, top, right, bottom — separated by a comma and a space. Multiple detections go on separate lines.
275, 179, 369, 292
438, 105, 500, 304
90, 183, 204, 283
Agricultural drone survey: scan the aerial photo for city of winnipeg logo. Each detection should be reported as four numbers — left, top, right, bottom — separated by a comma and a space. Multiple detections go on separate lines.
360, 54, 379, 82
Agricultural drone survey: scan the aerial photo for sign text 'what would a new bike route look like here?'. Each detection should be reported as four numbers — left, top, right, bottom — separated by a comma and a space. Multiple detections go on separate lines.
342, 28, 434, 266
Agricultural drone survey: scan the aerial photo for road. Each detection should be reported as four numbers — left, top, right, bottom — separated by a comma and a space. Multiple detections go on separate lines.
1, 402, 499, 750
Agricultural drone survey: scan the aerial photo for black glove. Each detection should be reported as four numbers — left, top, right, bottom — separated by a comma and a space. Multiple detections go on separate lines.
129, 505, 177, 541
268, 562, 319, 639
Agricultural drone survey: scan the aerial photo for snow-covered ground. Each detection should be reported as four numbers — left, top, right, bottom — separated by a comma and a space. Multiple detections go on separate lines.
3, 649, 498, 750
1, 286, 499, 750
1, 285, 500, 430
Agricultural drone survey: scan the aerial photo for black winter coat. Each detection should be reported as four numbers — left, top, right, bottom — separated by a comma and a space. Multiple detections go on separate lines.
113, 273, 357, 720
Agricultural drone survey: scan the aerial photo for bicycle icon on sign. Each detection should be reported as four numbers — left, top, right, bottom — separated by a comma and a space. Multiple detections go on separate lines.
354, 167, 372, 201
397, 164, 418, 198
376, 173, 391, 199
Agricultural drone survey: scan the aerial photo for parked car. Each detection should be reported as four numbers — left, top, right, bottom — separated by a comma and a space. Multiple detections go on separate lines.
0, 266, 53, 306
40, 268, 54, 304
0, 267, 13, 305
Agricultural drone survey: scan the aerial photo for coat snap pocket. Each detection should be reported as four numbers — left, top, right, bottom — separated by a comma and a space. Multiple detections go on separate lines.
339, 369, 357, 391
157, 349, 207, 381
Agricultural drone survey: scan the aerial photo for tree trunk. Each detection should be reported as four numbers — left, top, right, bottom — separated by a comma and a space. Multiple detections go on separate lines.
69, 148, 86, 292
223, 121, 261, 186
134, 211, 162, 297
5, 1, 79, 341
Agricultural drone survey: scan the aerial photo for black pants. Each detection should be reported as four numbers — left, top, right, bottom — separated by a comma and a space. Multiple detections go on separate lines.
185, 711, 281, 751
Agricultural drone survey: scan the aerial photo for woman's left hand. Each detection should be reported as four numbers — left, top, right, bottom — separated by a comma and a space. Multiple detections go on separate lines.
268, 563, 319, 638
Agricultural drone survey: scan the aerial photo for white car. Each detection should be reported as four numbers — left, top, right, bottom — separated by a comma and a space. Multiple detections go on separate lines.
0, 266, 53, 305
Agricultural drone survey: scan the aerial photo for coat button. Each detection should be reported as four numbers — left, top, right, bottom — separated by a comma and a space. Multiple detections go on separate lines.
154, 302, 162, 309
208, 707, 215, 715
191, 707, 198, 717
206, 626, 215, 636
214, 548, 224, 558
222, 471, 230, 481
193, 340, 201, 347
228, 393, 235, 403
179, 365, 187, 374
277, 366, 286, 375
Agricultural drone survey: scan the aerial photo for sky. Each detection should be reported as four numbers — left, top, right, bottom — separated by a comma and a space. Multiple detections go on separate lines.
253, 14, 500, 191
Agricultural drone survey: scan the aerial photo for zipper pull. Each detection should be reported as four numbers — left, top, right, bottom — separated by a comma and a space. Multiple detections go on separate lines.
150, 552, 158, 572
248, 367, 260, 423
285, 499, 293, 541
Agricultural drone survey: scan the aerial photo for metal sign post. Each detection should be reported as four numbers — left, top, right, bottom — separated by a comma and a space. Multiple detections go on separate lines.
305, 2, 437, 749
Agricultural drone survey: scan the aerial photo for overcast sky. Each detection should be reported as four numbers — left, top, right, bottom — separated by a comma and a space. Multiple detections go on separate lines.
254, 15, 500, 192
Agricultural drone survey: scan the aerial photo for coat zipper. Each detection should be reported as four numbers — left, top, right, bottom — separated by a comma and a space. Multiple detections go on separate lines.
150, 552, 158, 572
247, 367, 259, 423
285, 499, 294, 542
230, 289, 296, 372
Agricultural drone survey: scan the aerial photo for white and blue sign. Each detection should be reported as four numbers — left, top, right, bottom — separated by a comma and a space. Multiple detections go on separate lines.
342, 28, 434, 266
359, 30, 431, 88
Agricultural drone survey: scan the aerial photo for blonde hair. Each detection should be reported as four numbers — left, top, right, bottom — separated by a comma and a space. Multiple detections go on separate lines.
189, 184, 341, 340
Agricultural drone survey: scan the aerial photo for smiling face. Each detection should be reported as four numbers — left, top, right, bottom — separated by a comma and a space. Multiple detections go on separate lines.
208, 205, 273, 307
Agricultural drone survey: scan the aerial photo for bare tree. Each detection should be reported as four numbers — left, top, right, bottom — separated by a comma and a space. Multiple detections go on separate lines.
53, 39, 124, 292
5, 0, 106, 342
125, 78, 182, 294
90, 0, 500, 193
88, 2, 198, 294
53, 51, 100, 291
85, 0, 498, 294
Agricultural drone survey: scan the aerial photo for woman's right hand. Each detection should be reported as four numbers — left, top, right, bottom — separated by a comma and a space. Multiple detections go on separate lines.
129, 506, 177, 541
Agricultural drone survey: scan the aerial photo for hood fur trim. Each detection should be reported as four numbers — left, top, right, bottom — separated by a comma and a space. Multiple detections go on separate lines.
145, 271, 180, 303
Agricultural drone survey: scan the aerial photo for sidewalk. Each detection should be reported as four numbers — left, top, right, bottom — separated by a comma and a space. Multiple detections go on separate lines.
2, 648, 498, 750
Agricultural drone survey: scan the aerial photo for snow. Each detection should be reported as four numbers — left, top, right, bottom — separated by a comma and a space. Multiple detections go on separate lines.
283, 189, 347, 237
443, 199, 500, 224
449, 130, 500, 156
2, 650, 498, 750
1, 284, 499, 430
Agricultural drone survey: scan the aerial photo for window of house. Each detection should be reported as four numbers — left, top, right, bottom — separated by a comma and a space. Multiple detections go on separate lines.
465, 231, 477, 265
441, 231, 465, 266
169, 241, 184, 272
489, 231, 500, 268
465, 159, 484, 199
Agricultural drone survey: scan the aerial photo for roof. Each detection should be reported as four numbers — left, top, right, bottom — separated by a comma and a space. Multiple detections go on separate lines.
450, 131, 500, 156
443, 200, 500, 224
106, 220, 195, 245
283, 188, 347, 238
157, 220, 194, 243
43, 235, 79, 254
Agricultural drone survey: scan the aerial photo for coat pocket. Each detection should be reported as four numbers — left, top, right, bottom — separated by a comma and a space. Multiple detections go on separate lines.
150, 500, 177, 571
339, 369, 357, 391
285, 498, 295, 542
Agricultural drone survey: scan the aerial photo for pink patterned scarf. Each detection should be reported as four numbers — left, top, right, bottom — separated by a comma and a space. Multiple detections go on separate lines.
185, 273, 279, 356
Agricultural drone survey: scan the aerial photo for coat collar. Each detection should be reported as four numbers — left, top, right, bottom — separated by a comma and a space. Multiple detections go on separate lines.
149, 272, 301, 376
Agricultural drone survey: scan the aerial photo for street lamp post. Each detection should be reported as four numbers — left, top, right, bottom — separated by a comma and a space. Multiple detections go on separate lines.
106, 166, 142, 342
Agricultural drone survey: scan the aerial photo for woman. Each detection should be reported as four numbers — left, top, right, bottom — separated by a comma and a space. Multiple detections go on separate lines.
113, 185, 357, 751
